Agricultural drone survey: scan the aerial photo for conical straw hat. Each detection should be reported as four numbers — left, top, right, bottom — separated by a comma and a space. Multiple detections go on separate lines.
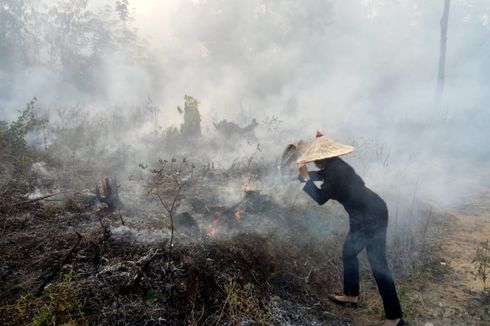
296, 134, 354, 163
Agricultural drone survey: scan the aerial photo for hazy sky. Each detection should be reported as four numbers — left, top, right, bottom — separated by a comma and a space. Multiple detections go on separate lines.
3, 0, 489, 126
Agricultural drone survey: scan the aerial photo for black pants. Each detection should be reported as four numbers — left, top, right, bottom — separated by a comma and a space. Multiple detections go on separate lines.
342, 222, 403, 320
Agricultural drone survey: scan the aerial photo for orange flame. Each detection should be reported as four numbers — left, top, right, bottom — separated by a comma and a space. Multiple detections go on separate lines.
206, 214, 223, 237
207, 226, 220, 237
212, 214, 223, 224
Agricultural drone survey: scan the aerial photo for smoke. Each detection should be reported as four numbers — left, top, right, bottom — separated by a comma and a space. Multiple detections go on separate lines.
1, 0, 489, 207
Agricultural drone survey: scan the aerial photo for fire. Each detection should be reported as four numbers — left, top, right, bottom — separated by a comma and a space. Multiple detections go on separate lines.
212, 215, 223, 224
207, 226, 220, 237
206, 210, 243, 237
206, 214, 223, 237
242, 178, 256, 193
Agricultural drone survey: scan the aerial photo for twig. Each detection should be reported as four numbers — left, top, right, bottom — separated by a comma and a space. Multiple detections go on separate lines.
0, 193, 63, 211
157, 182, 185, 263
215, 281, 236, 326
36, 232, 83, 297
305, 268, 313, 284
118, 207, 125, 226
94, 219, 111, 274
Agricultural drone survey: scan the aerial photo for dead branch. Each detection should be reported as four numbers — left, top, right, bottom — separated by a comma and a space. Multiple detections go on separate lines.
122, 247, 165, 292
94, 219, 111, 274
118, 208, 125, 225
0, 193, 63, 211
36, 232, 83, 297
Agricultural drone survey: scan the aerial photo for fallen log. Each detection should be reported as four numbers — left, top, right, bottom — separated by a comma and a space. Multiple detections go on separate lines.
0, 193, 63, 211
13, 193, 62, 206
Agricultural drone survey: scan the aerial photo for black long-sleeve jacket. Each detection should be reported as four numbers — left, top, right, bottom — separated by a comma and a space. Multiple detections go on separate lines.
302, 157, 388, 232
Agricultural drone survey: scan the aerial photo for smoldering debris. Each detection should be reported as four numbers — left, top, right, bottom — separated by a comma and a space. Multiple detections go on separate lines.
0, 135, 449, 325
110, 225, 169, 244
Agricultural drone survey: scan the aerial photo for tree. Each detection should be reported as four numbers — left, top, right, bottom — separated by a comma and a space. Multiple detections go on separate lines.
48, 0, 100, 89
115, 0, 130, 23
435, 0, 451, 108
0, 0, 28, 71
180, 95, 202, 137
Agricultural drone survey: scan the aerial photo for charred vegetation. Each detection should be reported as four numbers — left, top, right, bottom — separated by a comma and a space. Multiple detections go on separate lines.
1, 100, 474, 325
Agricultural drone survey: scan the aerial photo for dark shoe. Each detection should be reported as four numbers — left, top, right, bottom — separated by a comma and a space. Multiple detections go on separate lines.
327, 294, 359, 308
384, 318, 405, 326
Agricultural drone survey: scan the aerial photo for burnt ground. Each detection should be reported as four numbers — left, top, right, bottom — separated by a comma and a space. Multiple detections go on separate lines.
0, 167, 489, 326
0, 171, 351, 326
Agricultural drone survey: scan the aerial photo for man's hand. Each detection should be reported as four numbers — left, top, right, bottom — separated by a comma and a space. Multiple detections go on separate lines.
298, 160, 309, 181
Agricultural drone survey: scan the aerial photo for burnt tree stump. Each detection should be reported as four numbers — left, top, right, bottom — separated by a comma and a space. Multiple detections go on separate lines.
96, 177, 122, 211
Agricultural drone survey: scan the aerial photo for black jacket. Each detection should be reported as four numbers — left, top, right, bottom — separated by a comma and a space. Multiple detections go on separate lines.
302, 157, 388, 231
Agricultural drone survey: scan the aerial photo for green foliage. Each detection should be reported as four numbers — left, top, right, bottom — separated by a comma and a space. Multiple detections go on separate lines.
184, 95, 199, 110
145, 288, 166, 306
181, 95, 201, 137
221, 280, 271, 325
0, 99, 48, 197
397, 284, 417, 322
0, 0, 143, 89
0, 98, 47, 153
3, 269, 87, 326
473, 240, 489, 292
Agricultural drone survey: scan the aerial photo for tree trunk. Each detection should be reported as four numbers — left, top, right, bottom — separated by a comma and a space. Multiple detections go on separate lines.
436, 0, 451, 109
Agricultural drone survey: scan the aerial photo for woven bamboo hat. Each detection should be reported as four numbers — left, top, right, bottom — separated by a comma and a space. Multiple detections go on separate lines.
296, 131, 354, 163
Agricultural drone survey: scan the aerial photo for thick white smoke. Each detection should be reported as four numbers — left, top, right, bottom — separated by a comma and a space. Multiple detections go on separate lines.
1, 0, 489, 207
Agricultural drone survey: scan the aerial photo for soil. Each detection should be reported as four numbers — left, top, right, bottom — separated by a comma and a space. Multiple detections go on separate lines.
412, 189, 490, 325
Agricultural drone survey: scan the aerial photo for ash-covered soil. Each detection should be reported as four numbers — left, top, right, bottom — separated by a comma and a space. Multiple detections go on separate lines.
0, 169, 358, 326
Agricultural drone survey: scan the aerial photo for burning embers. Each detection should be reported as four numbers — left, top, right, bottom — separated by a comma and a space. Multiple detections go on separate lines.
204, 209, 243, 237
178, 181, 272, 239
202, 182, 257, 238
207, 225, 220, 237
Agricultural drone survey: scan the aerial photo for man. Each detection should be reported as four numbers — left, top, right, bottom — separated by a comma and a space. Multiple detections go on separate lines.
297, 131, 404, 326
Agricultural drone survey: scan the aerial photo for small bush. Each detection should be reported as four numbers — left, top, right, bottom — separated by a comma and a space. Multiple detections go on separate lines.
473, 240, 489, 292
